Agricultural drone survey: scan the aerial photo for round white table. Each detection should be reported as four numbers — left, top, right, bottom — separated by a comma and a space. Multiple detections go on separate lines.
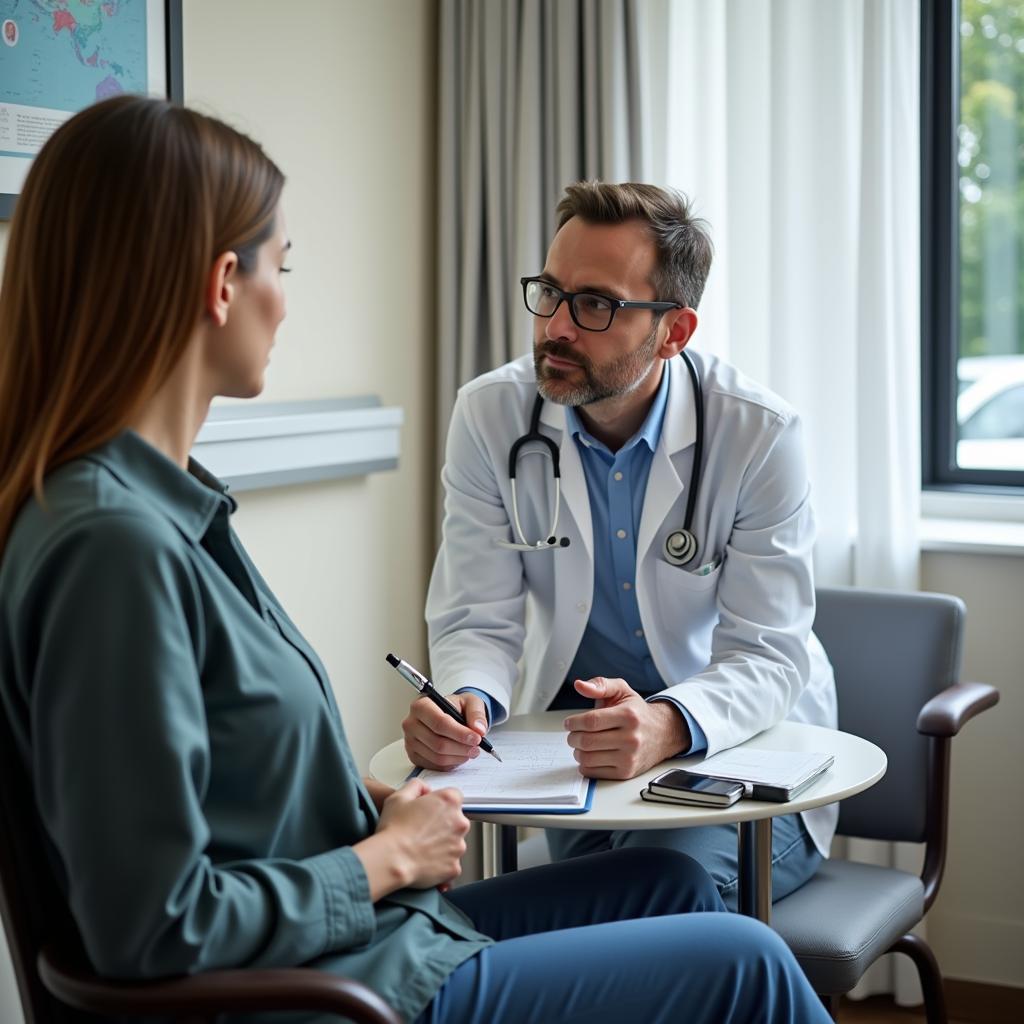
369, 712, 887, 924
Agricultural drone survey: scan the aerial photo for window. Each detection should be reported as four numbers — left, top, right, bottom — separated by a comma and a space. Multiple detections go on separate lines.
923, 0, 1024, 487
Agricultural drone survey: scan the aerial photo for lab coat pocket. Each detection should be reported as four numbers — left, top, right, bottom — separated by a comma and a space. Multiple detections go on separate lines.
652, 558, 720, 660
654, 557, 723, 595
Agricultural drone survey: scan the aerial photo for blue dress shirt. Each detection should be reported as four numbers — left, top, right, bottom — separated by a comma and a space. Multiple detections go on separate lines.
461, 366, 706, 755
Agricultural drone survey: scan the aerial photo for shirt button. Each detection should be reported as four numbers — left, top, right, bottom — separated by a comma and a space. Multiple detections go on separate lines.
577, 601, 588, 612
635, 628, 644, 638
557, 660, 567, 670
613, 471, 623, 481
622, 582, 632, 591
616, 529, 627, 539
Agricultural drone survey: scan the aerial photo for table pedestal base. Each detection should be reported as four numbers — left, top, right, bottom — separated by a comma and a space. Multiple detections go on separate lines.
737, 818, 773, 923
480, 822, 515, 877
486, 820, 774, 925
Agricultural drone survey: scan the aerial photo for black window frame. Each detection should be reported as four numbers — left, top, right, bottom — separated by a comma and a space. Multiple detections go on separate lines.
922, 0, 1024, 490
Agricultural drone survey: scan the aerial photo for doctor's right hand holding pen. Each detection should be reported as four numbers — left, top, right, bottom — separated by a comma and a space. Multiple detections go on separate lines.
390, 652, 500, 770
402, 691, 491, 770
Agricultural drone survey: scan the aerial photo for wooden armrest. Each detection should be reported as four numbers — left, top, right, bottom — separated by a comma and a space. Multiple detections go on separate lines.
38, 946, 402, 1024
917, 681, 999, 738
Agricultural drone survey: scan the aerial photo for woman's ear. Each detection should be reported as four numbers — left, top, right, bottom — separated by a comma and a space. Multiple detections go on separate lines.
205, 251, 239, 327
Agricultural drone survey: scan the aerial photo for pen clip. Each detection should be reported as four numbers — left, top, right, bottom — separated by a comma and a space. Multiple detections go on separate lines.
387, 653, 430, 691
404, 662, 430, 689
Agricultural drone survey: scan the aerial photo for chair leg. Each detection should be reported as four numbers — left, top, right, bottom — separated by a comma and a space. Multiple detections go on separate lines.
889, 933, 948, 1024
819, 992, 840, 1020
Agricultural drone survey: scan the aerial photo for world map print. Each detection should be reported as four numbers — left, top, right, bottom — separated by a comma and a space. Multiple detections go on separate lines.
0, 0, 156, 208
0, 0, 148, 113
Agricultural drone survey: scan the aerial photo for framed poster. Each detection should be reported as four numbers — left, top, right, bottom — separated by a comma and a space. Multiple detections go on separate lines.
0, 0, 182, 220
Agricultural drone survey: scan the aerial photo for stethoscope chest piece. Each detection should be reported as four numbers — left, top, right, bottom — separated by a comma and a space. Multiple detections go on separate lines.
664, 528, 697, 566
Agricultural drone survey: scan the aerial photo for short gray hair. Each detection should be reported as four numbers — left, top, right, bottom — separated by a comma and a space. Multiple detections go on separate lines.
555, 181, 713, 310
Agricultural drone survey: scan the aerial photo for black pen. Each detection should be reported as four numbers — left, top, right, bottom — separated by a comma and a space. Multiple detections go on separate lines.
385, 653, 503, 763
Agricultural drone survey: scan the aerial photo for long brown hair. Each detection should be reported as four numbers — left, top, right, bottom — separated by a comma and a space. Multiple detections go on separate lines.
0, 96, 284, 548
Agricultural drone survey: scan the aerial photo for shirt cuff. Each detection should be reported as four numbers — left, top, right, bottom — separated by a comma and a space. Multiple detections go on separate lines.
454, 687, 496, 726
306, 847, 376, 954
645, 695, 708, 755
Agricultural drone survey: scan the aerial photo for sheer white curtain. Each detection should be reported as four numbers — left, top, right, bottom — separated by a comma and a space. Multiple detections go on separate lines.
651, 0, 923, 1004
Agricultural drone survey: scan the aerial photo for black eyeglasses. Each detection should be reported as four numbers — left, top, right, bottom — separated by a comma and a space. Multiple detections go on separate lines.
521, 276, 682, 332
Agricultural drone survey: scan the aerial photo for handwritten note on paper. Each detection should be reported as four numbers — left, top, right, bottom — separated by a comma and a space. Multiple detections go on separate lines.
415, 731, 587, 807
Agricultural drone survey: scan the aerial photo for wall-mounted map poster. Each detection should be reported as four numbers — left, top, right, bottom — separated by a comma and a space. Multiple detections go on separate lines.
0, 0, 182, 219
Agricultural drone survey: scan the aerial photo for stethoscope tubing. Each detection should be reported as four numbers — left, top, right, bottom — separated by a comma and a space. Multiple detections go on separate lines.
498, 351, 704, 565
679, 349, 703, 541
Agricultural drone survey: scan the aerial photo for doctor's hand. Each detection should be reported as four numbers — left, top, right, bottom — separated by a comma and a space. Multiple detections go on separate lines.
402, 692, 489, 771
564, 677, 691, 780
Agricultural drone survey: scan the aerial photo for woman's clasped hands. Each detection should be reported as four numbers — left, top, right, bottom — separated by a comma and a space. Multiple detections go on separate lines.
355, 779, 470, 898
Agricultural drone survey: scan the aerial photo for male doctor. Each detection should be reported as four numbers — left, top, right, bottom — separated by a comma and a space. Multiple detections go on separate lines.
404, 181, 837, 906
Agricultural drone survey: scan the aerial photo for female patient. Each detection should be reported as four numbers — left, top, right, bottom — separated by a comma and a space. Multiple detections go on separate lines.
0, 96, 829, 1024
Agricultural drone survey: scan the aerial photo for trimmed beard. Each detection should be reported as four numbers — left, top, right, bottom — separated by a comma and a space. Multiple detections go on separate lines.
534, 320, 662, 407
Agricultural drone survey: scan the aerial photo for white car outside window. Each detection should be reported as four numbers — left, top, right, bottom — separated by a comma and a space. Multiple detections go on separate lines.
956, 357, 1024, 470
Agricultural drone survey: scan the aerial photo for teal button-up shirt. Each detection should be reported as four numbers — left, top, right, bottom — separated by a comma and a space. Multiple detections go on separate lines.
0, 431, 490, 1022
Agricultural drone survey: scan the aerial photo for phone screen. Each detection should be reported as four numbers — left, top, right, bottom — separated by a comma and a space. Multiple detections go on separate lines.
655, 770, 741, 797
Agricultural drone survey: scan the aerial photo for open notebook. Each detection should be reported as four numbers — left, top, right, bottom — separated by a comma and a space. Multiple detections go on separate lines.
413, 730, 595, 813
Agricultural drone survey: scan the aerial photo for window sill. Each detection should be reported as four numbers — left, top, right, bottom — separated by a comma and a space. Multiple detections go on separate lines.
920, 489, 1024, 555
920, 517, 1024, 556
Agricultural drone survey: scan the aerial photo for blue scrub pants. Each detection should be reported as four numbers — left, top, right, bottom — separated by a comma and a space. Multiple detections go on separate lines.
546, 813, 822, 911
420, 847, 829, 1024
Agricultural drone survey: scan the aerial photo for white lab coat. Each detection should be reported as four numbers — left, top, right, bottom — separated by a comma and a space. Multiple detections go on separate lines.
427, 350, 838, 855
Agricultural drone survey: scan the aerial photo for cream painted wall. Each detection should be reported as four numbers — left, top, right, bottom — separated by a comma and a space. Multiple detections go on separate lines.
920, 551, 1024, 989
182, 0, 436, 771
0, 2, 436, 1020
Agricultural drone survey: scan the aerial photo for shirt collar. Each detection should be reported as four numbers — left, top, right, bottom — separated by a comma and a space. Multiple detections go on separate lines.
85, 430, 235, 542
565, 361, 672, 456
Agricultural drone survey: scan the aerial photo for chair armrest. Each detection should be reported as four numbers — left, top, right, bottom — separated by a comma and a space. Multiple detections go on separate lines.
917, 681, 1000, 738
38, 946, 402, 1024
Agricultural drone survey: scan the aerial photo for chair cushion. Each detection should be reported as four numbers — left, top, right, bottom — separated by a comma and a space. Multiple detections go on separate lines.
771, 859, 924, 995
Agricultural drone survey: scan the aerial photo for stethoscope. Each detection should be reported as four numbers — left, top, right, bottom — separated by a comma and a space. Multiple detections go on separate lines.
494, 350, 705, 567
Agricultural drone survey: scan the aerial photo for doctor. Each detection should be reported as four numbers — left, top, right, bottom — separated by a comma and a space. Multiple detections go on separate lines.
404, 182, 837, 906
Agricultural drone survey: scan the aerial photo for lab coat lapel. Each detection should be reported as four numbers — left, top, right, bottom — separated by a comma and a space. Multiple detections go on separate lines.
637, 356, 697, 565
540, 399, 593, 560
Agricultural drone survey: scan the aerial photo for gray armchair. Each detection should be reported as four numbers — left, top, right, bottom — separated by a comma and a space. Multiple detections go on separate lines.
772, 586, 999, 1022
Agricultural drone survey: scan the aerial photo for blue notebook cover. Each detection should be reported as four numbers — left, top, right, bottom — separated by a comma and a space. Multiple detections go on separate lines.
408, 769, 596, 815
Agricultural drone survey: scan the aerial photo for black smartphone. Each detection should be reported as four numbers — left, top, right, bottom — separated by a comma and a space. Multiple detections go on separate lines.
644, 769, 744, 807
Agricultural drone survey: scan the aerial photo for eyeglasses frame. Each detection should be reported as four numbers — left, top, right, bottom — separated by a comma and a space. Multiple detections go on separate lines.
520, 275, 683, 333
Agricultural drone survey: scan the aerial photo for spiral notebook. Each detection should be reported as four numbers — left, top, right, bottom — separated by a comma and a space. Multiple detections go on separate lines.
412, 730, 595, 813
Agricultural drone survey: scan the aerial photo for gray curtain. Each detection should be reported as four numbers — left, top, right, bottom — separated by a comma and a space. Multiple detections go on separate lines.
435, 0, 650, 483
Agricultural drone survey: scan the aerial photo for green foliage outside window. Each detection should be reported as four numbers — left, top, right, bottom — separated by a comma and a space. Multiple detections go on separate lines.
958, 0, 1024, 358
